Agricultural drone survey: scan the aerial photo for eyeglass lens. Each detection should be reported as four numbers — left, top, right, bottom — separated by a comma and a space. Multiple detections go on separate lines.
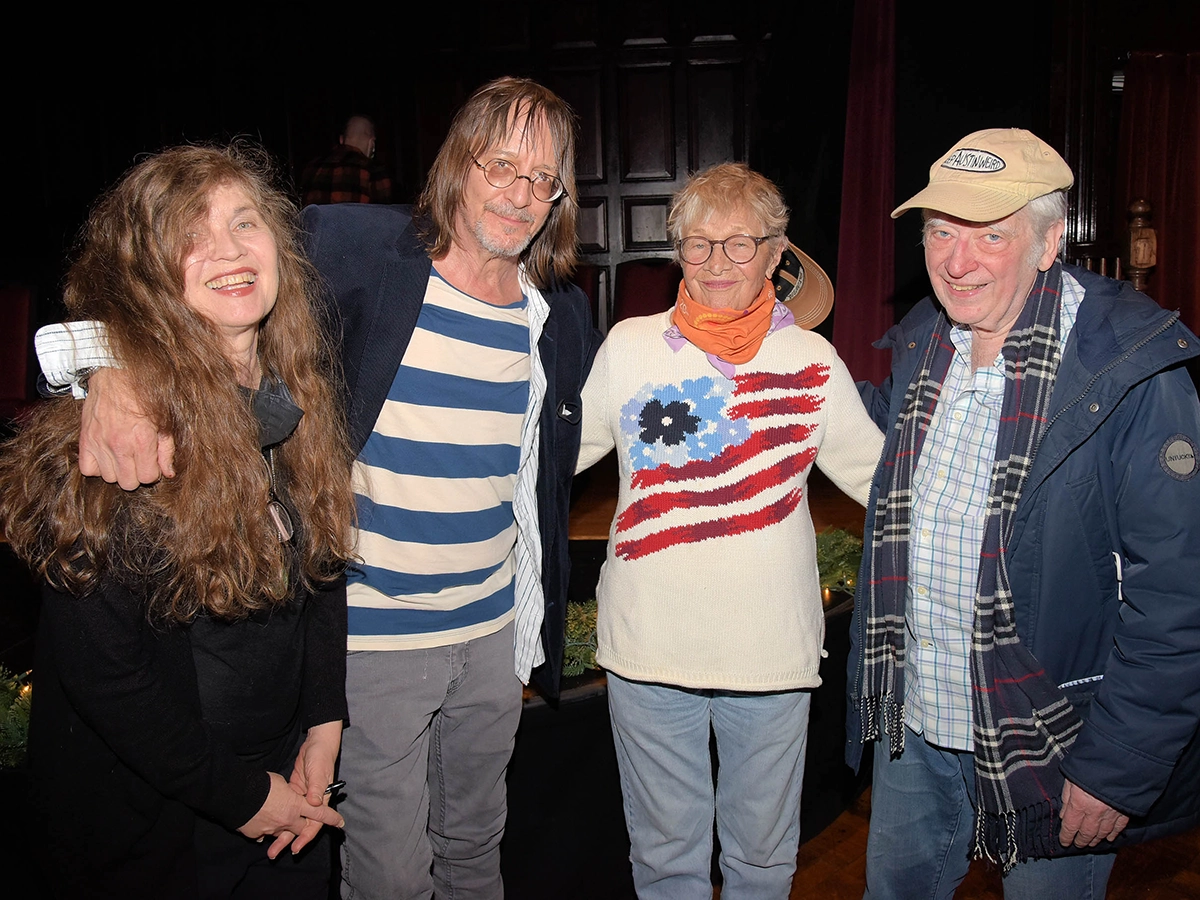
679, 235, 762, 265
479, 159, 563, 202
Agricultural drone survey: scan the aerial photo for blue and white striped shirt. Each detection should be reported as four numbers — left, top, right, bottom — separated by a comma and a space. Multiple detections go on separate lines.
347, 272, 531, 652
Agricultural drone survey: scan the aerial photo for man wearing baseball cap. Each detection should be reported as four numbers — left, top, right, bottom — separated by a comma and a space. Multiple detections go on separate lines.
846, 128, 1200, 897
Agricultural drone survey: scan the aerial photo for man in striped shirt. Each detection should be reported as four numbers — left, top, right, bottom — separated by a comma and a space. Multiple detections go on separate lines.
40, 78, 600, 900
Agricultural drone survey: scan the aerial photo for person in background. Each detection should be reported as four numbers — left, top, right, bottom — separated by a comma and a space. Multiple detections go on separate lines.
300, 114, 393, 206
576, 162, 884, 899
1, 143, 355, 898
848, 128, 1200, 899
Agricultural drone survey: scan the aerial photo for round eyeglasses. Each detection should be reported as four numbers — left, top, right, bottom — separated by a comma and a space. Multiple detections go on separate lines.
677, 234, 773, 266
473, 158, 566, 203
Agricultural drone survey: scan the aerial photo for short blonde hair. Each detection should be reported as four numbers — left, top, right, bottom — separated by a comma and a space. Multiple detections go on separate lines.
667, 163, 790, 259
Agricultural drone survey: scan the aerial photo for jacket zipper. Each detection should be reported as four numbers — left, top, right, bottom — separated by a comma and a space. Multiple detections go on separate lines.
852, 311, 1183, 733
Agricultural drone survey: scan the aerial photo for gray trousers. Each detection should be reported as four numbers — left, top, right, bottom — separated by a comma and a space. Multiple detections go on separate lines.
338, 622, 523, 900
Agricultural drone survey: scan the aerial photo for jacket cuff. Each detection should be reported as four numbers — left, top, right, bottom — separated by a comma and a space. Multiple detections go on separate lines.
35, 322, 118, 398
206, 766, 273, 831
1060, 721, 1175, 816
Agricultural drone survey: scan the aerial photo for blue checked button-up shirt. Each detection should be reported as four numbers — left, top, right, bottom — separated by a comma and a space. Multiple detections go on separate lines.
904, 270, 1085, 750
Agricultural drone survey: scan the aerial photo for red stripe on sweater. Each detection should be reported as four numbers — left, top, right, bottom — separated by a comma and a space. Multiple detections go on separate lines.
616, 446, 818, 530
631, 423, 818, 488
727, 393, 826, 420
614, 489, 805, 560
733, 364, 830, 395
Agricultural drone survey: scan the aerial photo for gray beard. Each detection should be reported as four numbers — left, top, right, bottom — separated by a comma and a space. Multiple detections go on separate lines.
472, 218, 534, 258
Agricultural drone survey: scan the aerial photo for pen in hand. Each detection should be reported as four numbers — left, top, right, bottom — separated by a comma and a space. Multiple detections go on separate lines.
324, 780, 346, 796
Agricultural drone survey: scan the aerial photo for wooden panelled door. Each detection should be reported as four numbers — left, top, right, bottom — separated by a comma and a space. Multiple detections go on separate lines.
546, 36, 763, 331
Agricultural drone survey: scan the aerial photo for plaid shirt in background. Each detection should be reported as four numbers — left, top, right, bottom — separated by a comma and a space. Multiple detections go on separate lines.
300, 145, 393, 206
904, 271, 1085, 751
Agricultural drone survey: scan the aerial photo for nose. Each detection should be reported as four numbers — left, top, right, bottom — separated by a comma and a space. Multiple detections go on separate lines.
208, 226, 247, 261
705, 242, 735, 272
943, 235, 977, 279
504, 174, 535, 208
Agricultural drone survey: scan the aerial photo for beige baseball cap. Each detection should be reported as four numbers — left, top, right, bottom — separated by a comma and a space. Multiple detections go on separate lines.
891, 128, 1074, 221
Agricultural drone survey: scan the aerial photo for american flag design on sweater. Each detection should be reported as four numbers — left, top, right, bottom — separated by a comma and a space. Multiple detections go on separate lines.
613, 364, 829, 560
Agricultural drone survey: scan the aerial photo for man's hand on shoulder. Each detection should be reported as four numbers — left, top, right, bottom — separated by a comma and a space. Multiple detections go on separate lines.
1059, 778, 1130, 848
80, 369, 176, 490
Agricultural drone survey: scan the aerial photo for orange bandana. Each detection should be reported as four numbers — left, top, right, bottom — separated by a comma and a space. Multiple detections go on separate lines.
671, 278, 777, 364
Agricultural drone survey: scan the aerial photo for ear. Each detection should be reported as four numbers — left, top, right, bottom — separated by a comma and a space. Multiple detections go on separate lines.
1037, 219, 1066, 271
767, 241, 786, 275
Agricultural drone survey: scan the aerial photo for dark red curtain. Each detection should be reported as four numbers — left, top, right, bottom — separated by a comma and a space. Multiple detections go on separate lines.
831, 0, 896, 386
1117, 52, 1200, 333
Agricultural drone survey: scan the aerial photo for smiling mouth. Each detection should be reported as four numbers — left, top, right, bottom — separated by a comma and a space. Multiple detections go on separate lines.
946, 283, 984, 292
206, 273, 257, 290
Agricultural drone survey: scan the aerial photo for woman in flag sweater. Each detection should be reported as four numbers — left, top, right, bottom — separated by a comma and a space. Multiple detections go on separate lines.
577, 163, 884, 899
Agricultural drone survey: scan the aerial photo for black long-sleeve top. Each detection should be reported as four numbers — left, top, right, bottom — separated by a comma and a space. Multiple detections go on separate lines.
31, 572, 347, 892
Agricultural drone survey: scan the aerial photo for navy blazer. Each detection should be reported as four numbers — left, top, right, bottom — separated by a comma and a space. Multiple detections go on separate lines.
301, 203, 602, 697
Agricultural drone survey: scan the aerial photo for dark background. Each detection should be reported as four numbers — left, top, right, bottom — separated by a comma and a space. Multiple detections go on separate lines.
5, 1, 1195, 339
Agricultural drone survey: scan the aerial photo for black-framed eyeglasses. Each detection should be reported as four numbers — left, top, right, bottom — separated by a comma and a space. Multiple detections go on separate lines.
473, 158, 566, 203
677, 234, 773, 265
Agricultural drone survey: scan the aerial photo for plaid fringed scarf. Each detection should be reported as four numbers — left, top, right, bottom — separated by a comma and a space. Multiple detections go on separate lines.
860, 262, 1083, 872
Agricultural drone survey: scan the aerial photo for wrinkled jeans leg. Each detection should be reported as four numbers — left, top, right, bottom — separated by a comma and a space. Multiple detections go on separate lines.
428, 623, 523, 900
338, 623, 521, 900
711, 690, 811, 900
339, 648, 445, 900
863, 728, 974, 900
955, 741, 1118, 900
607, 673, 715, 900
999, 839, 1116, 899
864, 725, 1118, 900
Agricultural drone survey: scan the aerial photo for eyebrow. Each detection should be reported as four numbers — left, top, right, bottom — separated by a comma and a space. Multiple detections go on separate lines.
486, 151, 558, 173
923, 217, 1013, 235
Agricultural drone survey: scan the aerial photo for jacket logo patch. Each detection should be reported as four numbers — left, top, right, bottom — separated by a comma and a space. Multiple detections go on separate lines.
1160, 434, 1198, 481
941, 148, 1006, 173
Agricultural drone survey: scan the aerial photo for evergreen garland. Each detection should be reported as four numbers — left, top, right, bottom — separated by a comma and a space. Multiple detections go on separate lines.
0, 667, 31, 769
562, 599, 598, 678
816, 527, 864, 596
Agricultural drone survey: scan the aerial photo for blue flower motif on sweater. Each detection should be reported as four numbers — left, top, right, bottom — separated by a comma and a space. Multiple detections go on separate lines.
618, 377, 750, 471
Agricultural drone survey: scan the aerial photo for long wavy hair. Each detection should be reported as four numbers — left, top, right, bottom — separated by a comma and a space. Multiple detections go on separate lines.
0, 143, 355, 621
414, 76, 579, 288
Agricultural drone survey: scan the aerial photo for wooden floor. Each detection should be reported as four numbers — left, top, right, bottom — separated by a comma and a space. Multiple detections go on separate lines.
787, 789, 1200, 899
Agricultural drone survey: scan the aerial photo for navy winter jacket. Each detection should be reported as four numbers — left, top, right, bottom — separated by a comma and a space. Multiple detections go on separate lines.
847, 265, 1200, 846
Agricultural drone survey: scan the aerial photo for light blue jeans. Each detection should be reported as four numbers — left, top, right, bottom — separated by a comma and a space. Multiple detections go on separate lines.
607, 673, 811, 900
864, 727, 1117, 900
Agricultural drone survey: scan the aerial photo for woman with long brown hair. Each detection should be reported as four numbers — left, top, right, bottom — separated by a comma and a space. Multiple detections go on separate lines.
0, 143, 356, 898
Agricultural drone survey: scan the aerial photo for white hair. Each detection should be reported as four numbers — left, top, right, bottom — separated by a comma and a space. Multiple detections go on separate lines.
1025, 190, 1069, 249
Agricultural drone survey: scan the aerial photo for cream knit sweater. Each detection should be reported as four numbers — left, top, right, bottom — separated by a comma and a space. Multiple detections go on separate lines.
578, 311, 884, 691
